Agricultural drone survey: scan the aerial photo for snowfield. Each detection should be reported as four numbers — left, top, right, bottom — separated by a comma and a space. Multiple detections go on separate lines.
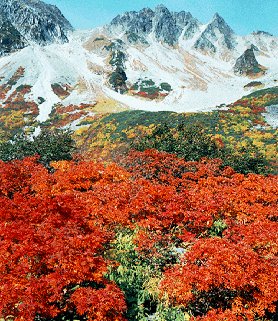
0, 27, 278, 122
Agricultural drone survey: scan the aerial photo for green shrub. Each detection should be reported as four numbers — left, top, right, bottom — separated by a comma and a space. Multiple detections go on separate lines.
109, 66, 128, 93
221, 144, 271, 175
0, 129, 75, 168
107, 230, 157, 320
133, 122, 219, 161
109, 50, 126, 67
160, 83, 172, 92
132, 122, 271, 175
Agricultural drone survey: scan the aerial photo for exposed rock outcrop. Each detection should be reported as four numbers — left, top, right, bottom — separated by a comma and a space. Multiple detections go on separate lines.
0, 14, 26, 55
234, 48, 264, 75
108, 5, 200, 46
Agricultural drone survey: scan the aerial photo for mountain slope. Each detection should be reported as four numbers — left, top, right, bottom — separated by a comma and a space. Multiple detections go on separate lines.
0, 3, 277, 129
0, 0, 73, 55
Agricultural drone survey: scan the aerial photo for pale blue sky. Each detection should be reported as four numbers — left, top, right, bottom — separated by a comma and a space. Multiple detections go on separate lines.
45, 0, 278, 35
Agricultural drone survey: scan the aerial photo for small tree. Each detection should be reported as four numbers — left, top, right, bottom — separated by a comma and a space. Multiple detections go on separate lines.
109, 67, 128, 94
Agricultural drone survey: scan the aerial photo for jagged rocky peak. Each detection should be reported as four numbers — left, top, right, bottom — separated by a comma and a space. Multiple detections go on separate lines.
109, 8, 154, 36
211, 12, 230, 27
0, 0, 73, 46
167, 9, 200, 41
194, 12, 236, 53
181, 18, 200, 40
108, 4, 200, 45
233, 47, 264, 76
161, 7, 201, 42
152, 4, 180, 45
173, 11, 193, 27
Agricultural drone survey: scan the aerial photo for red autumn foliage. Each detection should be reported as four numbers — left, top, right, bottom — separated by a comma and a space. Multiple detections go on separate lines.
71, 285, 126, 321
0, 150, 277, 321
160, 238, 278, 321
121, 150, 278, 319
0, 157, 127, 321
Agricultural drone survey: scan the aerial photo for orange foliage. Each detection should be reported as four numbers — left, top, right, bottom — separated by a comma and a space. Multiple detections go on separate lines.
160, 238, 278, 320
0, 157, 127, 321
0, 150, 277, 320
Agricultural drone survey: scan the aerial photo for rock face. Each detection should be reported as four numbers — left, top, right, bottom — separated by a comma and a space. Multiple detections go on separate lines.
233, 48, 263, 75
152, 5, 180, 45
108, 6, 277, 61
108, 5, 200, 45
110, 9, 235, 50
175, 13, 200, 40
253, 30, 273, 37
109, 8, 154, 37
194, 13, 236, 53
0, 14, 26, 55
0, 0, 73, 55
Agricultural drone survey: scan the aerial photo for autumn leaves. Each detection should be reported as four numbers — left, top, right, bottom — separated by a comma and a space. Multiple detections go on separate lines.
0, 150, 277, 320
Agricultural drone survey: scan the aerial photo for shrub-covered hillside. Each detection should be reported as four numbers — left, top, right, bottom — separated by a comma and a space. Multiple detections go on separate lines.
73, 87, 278, 174
1, 80, 277, 174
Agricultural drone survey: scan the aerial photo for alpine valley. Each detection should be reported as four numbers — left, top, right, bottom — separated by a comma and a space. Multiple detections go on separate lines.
0, 0, 278, 123
1, 3, 278, 321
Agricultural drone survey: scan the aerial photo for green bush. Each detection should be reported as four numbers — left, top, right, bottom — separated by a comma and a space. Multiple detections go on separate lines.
221, 144, 271, 175
133, 123, 219, 161
109, 50, 126, 68
0, 129, 75, 168
132, 122, 271, 175
109, 66, 128, 93
106, 229, 188, 321
107, 230, 157, 320
160, 83, 172, 92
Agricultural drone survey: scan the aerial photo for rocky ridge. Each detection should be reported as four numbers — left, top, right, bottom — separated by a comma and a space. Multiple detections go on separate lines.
108, 5, 238, 54
194, 13, 236, 53
0, 0, 73, 55
109, 4, 201, 46
0, 2, 277, 122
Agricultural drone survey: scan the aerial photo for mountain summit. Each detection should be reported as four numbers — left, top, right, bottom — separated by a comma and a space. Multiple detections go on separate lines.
194, 13, 235, 53
0, 2, 277, 121
0, 0, 73, 55
108, 5, 200, 45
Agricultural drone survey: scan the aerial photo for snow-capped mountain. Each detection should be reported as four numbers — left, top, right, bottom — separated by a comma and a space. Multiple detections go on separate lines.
0, 2, 278, 125
194, 13, 236, 55
0, 0, 73, 55
108, 5, 201, 46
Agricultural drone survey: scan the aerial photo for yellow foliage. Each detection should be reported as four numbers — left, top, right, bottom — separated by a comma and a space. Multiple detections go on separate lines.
74, 126, 89, 136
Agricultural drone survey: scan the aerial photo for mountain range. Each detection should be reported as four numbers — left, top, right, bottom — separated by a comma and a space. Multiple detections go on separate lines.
0, 0, 277, 125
